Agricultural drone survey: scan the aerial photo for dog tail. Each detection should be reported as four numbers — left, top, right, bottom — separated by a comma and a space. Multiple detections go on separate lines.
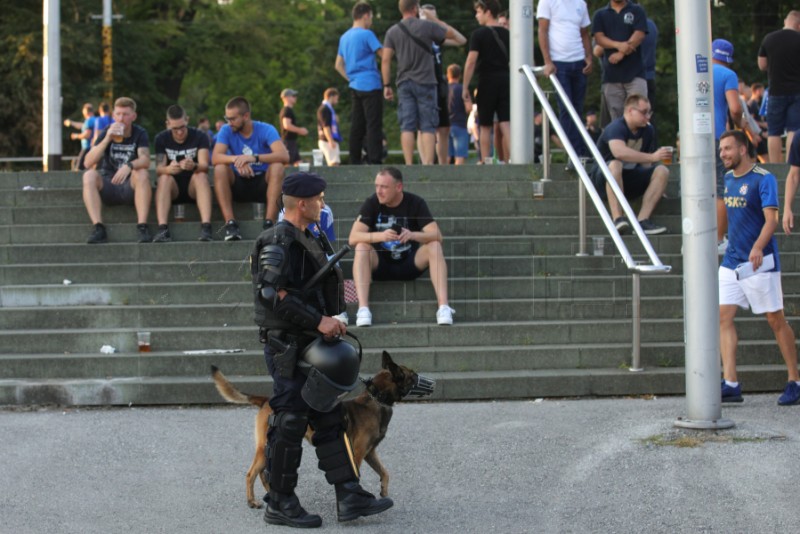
210, 365, 269, 408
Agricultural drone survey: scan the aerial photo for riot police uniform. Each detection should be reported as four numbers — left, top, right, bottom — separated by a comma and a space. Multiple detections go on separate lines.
251, 172, 393, 528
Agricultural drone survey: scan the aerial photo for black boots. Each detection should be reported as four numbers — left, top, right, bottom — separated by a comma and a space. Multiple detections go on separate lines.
264, 491, 322, 529
334, 480, 394, 522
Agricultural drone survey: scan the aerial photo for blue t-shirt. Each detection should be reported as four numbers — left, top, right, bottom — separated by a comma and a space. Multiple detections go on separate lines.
338, 27, 383, 92
216, 121, 281, 175
641, 19, 658, 81
94, 115, 113, 138
713, 63, 739, 141
592, 1, 648, 83
81, 116, 97, 150
596, 117, 656, 163
722, 165, 780, 272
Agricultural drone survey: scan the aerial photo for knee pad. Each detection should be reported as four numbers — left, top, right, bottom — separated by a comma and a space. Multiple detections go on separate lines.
315, 432, 359, 485
266, 411, 309, 493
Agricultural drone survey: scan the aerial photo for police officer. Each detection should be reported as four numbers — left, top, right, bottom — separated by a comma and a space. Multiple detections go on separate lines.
251, 172, 393, 528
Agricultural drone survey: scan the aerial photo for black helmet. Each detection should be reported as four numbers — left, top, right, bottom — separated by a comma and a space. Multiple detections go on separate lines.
299, 335, 363, 412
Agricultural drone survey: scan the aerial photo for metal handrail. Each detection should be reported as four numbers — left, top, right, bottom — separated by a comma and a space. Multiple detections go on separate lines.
520, 64, 672, 371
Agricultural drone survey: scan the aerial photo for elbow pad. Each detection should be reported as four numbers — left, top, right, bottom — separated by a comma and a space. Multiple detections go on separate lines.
273, 294, 323, 331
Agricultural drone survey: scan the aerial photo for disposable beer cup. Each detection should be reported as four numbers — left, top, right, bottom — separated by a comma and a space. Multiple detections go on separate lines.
253, 202, 265, 220
660, 146, 674, 165
532, 181, 544, 199
173, 204, 186, 222
298, 162, 310, 172
592, 236, 605, 256
312, 149, 324, 167
137, 331, 151, 353
110, 124, 124, 143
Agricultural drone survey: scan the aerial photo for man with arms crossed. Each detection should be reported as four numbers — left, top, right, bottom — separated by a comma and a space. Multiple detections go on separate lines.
348, 167, 454, 326
212, 96, 289, 240
718, 130, 800, 405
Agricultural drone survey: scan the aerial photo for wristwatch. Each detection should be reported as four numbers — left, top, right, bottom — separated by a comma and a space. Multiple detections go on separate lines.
252, 153, 259, 163
126, 162, 134, 171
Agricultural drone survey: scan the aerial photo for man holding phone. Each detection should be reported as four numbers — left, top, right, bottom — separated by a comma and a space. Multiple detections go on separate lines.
348, 167, 454, 326
153, 105, 213, 242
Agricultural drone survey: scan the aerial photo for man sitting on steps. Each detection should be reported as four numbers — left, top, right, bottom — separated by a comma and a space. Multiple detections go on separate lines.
348, 166, 454, 327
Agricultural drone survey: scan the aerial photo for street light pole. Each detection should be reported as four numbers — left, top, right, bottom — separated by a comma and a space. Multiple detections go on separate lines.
103, 0, 113, 103
43, 0, 62, 172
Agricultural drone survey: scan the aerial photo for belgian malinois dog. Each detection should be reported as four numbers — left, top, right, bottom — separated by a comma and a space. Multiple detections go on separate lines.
211, 351, 434, 509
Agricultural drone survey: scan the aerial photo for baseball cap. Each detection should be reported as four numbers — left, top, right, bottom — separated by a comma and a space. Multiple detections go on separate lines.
711, 39, 734, 64
280, 88, 298, 98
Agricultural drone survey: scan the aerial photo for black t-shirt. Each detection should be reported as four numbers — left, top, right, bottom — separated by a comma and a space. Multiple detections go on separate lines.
758, 29, 800, 96
448, 82, 468, 128
279, 106, 298, 141
154, 127, 209, 162
95, 124, 149, 174
469, 26, 510, 79
596, 117, 656, 163
317, 105, 333, 141
356, 192, 435, 258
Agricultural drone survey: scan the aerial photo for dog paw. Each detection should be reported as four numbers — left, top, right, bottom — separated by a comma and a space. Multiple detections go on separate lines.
248, 501, 263, 509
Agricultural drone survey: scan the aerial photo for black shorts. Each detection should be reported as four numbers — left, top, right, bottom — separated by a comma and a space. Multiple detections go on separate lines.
590, 163, 655, 202
231, 172, 268, 203
437, 93, 450, 128
372, 245, 426, 282
284, 139, 301, 164
99, 168, 136, 205
477, 76, 510, 125
173, 172, 194, 205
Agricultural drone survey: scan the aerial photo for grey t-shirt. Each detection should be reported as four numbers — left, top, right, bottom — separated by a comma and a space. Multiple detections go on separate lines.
384, 18, 447, 86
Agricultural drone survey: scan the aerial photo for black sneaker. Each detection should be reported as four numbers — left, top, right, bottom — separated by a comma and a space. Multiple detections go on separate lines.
637, 219, 667, 235
198, 223, 213, 242
224, 219, 241, 241
136, 224, 152, 243
87, 223, 107, 244
614, 217, 631, 235
262, 219, 274, 230
152, 225, 172, 243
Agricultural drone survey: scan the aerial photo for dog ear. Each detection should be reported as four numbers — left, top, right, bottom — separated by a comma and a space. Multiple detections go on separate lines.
382, 351, 402, 376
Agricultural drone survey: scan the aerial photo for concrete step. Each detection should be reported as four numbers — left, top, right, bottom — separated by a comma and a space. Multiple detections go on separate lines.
0, 316, 793, 355
0, 364, 792, 405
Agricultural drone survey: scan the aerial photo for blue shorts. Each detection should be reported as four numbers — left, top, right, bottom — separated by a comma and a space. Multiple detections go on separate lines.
449, 125, 470, 158
766, 93, 800, 136
397, 81, 439, 133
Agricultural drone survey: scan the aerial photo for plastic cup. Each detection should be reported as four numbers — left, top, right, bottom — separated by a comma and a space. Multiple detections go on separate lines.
312, 149, 324, 167
592, 236, 605, 256
532, 181, 544, 199
253, 203, 265, 220
660, 146, 674, 165
173, 204, 186, 222
137, 331, 151, 353
297, 162, 310, 172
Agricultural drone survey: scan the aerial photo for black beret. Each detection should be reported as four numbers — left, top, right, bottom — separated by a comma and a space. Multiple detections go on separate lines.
282, 172, 327, 198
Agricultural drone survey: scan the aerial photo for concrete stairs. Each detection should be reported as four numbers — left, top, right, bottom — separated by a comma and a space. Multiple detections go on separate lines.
1, 164, 798, 405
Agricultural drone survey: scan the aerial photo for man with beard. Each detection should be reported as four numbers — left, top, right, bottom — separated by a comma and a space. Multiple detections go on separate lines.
212, 96, 289, 241
718, 130, 800, 406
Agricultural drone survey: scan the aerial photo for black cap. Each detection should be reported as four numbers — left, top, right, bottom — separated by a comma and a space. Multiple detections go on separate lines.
282, 172, 327, 198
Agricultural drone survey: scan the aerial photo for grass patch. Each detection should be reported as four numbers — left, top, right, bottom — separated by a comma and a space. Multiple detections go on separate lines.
639, 432, 786, 448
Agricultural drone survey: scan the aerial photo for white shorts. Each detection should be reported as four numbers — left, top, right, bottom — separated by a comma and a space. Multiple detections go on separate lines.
318, 140, 340, 165
718, 266, 784, 314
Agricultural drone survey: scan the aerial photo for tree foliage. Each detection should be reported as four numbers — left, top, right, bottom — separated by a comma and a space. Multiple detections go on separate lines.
1, 0, 798, 158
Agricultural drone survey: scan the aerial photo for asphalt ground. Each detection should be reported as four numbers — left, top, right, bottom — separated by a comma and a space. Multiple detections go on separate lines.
1, 394, 798, 534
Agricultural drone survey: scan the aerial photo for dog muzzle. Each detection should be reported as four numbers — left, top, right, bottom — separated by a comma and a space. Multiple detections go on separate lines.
405, 374, 436, 398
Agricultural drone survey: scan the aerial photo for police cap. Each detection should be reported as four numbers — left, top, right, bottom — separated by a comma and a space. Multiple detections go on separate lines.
282, 172, 327, 198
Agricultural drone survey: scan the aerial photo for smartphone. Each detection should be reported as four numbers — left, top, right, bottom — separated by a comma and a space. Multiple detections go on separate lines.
391, 223, 403, 234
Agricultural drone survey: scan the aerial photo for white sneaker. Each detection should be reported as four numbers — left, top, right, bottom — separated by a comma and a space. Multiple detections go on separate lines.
356, 307, 372, 327
333, 311, 349, 325
436, 305, 455, 325
717, 237, 729, 256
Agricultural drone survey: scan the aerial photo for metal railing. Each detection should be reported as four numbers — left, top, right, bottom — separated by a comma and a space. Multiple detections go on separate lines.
520, 64, 672, 371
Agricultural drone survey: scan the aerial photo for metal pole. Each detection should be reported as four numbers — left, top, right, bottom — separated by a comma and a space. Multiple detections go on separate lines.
577, 179, 588, 256
542, 107, 551, 181
509, 0, 534, 164
630, 272, 642, 371
42, 0, 62, 172
674, 0, 733, 430
102, 0, 113, 103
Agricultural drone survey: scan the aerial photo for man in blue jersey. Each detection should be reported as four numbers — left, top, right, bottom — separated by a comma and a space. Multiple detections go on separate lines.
718, 130, 800, 405
212, 96, 289, 241
335, 1, 384, 165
